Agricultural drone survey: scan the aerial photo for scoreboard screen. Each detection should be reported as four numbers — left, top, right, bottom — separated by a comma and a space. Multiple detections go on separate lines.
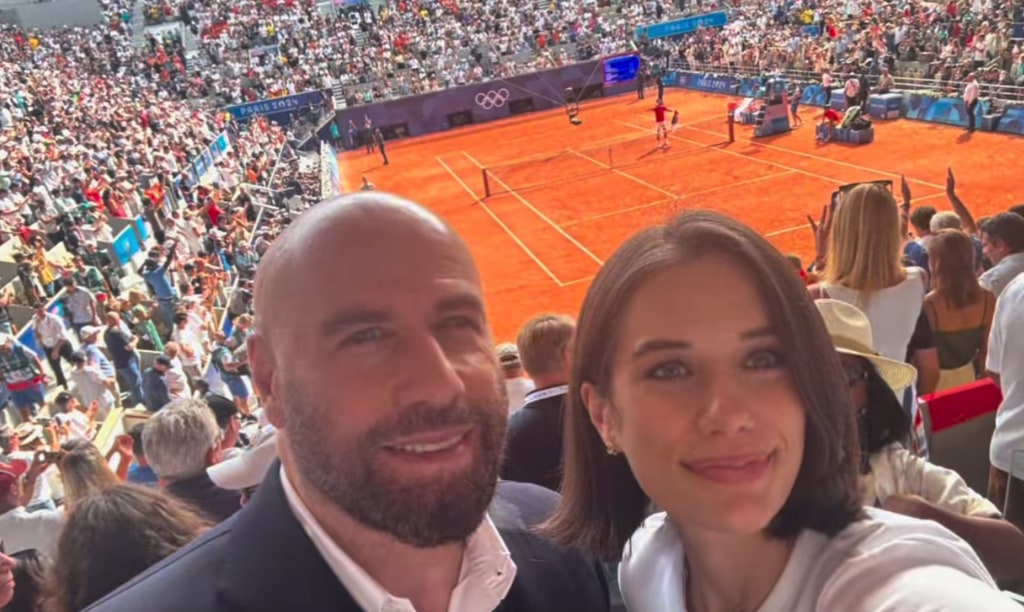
603, 54, 641, 85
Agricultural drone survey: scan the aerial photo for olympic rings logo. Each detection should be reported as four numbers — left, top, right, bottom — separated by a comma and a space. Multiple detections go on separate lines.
475, 88, 510, 109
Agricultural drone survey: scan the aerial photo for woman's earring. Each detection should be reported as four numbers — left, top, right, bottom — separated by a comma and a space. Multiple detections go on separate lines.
605, 442, 621, 456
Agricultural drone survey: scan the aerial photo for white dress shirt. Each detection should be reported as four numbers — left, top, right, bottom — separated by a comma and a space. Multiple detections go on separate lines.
34, 312, 69, 348
280, 467, 516, 612
988, 274, 1024, 472
979, 252, 1024, 298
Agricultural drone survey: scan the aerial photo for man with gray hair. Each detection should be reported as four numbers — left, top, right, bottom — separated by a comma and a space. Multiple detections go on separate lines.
930, 211, 963, 232
143, 398, 241, 522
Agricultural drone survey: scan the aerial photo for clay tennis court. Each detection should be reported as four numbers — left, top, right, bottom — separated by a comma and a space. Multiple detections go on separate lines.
338, 89, 1024, 341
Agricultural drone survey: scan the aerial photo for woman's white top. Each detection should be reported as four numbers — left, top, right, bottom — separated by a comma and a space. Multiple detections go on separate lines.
821, 267, 926, 362
619, 508, 1018, 612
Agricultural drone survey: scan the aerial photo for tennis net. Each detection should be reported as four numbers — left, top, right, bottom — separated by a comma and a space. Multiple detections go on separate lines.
480, 126, 728, 198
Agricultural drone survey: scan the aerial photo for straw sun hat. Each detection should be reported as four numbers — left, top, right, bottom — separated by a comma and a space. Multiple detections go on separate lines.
814, 299, 917, 392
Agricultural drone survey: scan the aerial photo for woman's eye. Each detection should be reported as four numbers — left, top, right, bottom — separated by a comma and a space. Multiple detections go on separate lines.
746, 349, 785, 370
648, 362, 690, 380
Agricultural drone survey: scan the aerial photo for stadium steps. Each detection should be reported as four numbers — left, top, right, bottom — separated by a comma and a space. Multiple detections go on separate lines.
131, 2, 148, 50
332, 82, 346, 108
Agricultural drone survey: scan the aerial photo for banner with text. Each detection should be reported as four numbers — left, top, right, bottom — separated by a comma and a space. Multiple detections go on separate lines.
222, 90, 328, 121
635, 11, 728, 40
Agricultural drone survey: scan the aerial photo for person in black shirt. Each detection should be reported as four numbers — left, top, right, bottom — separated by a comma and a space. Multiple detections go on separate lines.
501, 314, 575, 492
374, 128, 388, 166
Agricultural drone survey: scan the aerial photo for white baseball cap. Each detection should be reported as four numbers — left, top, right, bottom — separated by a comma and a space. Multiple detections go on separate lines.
207, 428, 278, 490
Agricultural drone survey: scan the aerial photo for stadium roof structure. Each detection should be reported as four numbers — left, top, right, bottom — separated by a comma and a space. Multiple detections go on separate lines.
0, 0, 104, 29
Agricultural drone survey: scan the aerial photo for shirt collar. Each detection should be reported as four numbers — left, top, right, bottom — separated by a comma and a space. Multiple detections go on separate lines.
280, 466, 516, 612
522, 384, 568, 407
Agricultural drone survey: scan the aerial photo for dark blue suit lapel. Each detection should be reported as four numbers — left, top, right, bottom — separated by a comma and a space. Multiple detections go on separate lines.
216, 463, 362, 612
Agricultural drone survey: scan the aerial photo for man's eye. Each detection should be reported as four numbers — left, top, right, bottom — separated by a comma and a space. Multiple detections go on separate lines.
341, 327, 386, 346
439, 315, 477, 330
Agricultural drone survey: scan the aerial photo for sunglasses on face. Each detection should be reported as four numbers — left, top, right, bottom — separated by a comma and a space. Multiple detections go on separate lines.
842, 363, 870, 386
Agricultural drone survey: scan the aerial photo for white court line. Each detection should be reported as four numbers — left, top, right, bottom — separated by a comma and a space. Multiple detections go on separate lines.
619, 120, 854, 186
435, 156, 564, 287
764, 225, 808, 238
568, 149, 678, 199
679, 123, 946, 190
461, 151, 605, 266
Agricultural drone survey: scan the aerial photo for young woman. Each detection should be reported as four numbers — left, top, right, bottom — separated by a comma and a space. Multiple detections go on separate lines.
815, 298, 1024, 584
924, 229, 996, 391
543, 211, 1017, 611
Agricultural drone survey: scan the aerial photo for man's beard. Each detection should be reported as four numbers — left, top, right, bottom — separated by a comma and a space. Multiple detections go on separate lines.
282, 380, 508, 548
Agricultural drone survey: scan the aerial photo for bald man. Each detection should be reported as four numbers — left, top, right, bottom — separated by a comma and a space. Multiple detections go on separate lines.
85, 193, 610, 612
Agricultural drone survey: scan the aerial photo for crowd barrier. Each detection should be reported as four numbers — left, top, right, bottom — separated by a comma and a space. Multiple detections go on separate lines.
332, 61, 607, 140
666, 70, 1003, 132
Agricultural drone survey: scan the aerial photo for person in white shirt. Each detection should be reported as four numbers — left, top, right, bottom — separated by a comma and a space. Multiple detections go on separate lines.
543, 211, 1018, 611
52, 391, 97, 442
0, 459, 63, 556
496, 343, 534, 413
161, 343, 191, 398
987, 274, 1024, 511
32, 301, 75, 390
821, 69, 833, 107
978, 212, 1024, 298
171, 312, 206, 381
816, 299, 1024, 583
964, 72, 980, 132
68, 351, 116, 421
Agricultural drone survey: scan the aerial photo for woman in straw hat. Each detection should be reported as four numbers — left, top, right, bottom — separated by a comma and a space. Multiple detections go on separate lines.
816, 298, 1024, 585
542, 211, 1018, 611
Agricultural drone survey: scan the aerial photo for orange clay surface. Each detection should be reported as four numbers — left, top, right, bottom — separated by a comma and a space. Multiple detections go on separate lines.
338, 88, 1024, 342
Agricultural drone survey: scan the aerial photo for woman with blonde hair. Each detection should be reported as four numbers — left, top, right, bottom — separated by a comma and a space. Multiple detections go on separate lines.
808, 181, 938, 395
58, 440, 120, 508
924, 229, 996, 391
544, 210, 1019, 611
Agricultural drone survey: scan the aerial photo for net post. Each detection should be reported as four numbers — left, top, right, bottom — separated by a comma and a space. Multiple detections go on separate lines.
482, 168, 490, 198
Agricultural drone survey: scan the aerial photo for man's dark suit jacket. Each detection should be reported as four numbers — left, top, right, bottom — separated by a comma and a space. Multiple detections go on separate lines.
501, 392, 566, 492
84, 463, 609, 612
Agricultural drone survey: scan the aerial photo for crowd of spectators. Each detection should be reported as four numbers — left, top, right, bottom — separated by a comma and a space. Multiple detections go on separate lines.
647, 0, 1024, 95
1, 0, 1024, 610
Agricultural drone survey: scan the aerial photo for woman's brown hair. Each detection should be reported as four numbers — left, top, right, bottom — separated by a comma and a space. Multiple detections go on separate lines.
44, 485, 210, 612
927, 229, 982, 310
541, 211, 865, 560
58, 440, 120, 509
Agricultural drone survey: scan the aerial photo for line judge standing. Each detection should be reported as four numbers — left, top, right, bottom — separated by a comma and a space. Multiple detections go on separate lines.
84, 193, 610, 612
963, 73, 980, 133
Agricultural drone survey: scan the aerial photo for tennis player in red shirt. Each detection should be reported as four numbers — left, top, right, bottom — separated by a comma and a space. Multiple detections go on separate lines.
652, 99, 673, 148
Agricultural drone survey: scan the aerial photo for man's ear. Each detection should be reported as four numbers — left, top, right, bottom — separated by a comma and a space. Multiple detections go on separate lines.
580, 382, 620, 450
247, 333, 282, 427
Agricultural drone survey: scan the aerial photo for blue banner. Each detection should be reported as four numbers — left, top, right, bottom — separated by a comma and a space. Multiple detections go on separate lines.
904, 94, 988, 128
223, 90, 327, 121
635, 11, 728, 40
996, 106, 1024, 135
675, 72, 739, 94
1011, 22, 1024, 39
112, 227, 142, 267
